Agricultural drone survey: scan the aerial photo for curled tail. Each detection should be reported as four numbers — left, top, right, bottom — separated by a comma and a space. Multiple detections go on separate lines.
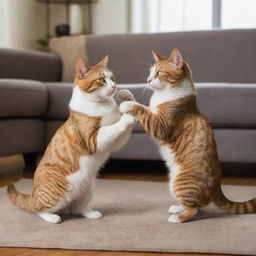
213, 185, 256, 214
7, 184, 35, 212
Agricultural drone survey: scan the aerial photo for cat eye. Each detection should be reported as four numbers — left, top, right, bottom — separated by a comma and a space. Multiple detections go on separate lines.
156, 71, 165, 76
98, 77, 105, 82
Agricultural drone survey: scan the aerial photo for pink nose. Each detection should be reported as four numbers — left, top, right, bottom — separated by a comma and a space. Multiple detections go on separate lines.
147, 78, 152, 83
111, 84, 116, 89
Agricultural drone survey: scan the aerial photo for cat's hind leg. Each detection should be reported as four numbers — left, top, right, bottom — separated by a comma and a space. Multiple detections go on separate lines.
168, 207, 198, 223
71, 193, 103, 219
168, 204, 184, 214
72, 205, 103, 219
37, 212, 62, 224
83, 207, 103, 219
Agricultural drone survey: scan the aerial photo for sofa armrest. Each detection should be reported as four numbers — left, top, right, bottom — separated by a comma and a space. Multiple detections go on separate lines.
0, 48, 62, 82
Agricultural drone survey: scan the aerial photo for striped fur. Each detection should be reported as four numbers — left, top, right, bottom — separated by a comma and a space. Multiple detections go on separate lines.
120, 48, 256, 223
7, 57, 135, 224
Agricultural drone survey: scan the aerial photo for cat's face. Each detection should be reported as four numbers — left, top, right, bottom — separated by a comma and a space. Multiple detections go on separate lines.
75, 56, 116, 98
147, 48, 188, 91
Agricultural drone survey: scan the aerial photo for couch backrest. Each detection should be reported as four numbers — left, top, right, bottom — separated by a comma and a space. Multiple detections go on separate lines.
0, 48, 62, 82
86, 29, 256, 84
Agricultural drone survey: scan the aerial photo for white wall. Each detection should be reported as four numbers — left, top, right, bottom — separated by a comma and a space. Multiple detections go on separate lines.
91, 0, 129, 34
0, 0, 47, 50
0, 0, 130, 50
0, 0, 10, 47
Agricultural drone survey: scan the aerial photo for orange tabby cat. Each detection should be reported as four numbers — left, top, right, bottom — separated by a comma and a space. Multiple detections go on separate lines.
120, 48, 256, 223
7, 56, 135, 224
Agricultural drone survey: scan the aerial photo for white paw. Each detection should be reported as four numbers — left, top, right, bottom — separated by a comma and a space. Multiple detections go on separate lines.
84, 210, 103, 219
120, 113, 135, 125
38, 212, 62, 224
168, 214, 181, 223
168, 205, 184, 214
119, 101, 136, 113
48, 214, 62, 224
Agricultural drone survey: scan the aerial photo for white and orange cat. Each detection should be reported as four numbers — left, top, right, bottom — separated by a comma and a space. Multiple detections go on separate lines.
120, 48, 256, 223
7, 56, 135, 224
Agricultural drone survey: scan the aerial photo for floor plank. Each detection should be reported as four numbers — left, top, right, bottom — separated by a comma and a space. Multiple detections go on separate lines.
0, 248, 231, 256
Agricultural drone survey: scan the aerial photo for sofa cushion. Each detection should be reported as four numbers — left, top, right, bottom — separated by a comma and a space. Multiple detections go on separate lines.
45, 82, 73, 119
111, 129, 256, 163
0, 48, 61, 82
45, 82, 256, 128
120, 83, 256, 128
196, 83, 256, 127
0, 119, 45, 156
0, 79, 47, 118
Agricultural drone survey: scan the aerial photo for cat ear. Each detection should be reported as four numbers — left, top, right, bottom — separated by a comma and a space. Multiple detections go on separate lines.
95, 55, 109, 67
76, 57, 89, 79
169, 48, 183, 69
152, 50, 165, 62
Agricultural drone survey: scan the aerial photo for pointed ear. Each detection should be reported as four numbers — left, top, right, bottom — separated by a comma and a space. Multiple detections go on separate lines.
76, 57, 89, 79
152, 50, 165, 62
95, 55, 109, 67
169, 48, 183, 69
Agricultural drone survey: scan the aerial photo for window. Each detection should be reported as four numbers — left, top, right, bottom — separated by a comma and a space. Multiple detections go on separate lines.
130, 0, 256, 33
222, 0, 256, 29
159, 0, 212, 32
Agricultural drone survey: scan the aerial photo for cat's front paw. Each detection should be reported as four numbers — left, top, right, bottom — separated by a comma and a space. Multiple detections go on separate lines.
120, 101, 137, 113
120, 113, 135, 125
116, 89, 135, 102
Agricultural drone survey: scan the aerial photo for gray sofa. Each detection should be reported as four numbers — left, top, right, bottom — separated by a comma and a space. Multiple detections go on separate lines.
1, 29, 256, 168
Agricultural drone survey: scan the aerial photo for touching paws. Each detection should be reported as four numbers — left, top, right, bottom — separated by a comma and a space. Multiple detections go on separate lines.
119, 101, 137, 113
116, 89, 135, 102
120, 113, 135, 125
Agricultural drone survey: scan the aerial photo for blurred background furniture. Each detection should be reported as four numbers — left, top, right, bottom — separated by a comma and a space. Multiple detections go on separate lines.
0, 29, 256, 170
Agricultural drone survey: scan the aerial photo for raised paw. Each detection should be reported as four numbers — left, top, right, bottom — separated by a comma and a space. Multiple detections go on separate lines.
168, 214, 181, 224
84, 210, 103, 219
168, 205, 184, 214
116, 89, 135, 102
119, 101, 137, 113
120, 113, 135, 125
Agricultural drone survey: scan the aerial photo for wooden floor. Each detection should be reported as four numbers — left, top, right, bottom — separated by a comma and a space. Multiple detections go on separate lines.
0, 155, 255, 256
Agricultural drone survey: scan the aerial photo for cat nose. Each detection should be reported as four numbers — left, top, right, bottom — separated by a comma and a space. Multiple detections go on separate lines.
111, 84, 116, 89
147, 78, 152, 83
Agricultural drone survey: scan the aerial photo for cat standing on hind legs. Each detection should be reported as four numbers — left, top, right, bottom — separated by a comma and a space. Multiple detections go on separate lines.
120, 48, 256, 223
7, 56, 135, 224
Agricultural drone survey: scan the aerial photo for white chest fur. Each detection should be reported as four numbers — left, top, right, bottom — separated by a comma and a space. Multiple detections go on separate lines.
64, 110, 120, 205
149, 79, 195, 114
159, 144, 180, 199
52, 88, 122, 212
66, 151, 109, 200
101, 109, 121, 126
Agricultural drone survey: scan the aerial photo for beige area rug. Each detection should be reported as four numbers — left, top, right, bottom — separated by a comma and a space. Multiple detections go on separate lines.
0, 179, 255, 255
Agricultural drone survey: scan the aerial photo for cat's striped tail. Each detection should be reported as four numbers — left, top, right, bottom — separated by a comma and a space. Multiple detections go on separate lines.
213, 185, 256, 214
7, 184, 35, 212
